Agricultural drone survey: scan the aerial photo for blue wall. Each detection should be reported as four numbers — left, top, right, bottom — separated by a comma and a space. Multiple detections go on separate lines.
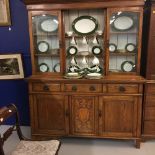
0, 0, 31, 125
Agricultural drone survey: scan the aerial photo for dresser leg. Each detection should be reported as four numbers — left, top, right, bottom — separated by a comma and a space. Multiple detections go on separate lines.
141, 138, 146, 143
135, 139, 141, 148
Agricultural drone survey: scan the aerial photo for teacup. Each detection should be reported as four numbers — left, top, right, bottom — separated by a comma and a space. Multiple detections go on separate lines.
92, 36, 98, 44
70, 36, 76, 45
96, 30, 103, 35
66, 31, 73, 36
82, 36, 88, 45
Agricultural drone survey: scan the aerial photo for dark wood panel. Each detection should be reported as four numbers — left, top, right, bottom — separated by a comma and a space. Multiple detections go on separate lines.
24, 0, 144, 8
145, 6, 155, 79
143, 121, 155, 134
146, 84, 155, 94
144, 107, 155, 121
145, 95, 155, 107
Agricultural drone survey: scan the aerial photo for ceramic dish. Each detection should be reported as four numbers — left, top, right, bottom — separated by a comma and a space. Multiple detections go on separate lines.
67, 46, 78, 56
92, 46, 103, 55
53, 63, 60, 72
109, 43, 117, 52
40, 18, 58, 32
68, 65, 80, 72
86, 73, 102, 79
89, 65, 103, 73
37, 41, 49, 53
121, 61, 135, 72
72, 16, 98, 35
64, 73, 82, 79
39, 63, 49, 72
125, 43, 136, 52
113, 15, 134, 31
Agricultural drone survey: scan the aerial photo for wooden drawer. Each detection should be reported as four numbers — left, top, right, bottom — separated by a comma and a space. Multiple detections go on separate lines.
64, 84, 102, 93
32, 83, 61, 92
144, 107, 155, 121
143, 121, 155, 134
107, 84, 138, 94
146, 84, 155, 94
145, 95, 155, 106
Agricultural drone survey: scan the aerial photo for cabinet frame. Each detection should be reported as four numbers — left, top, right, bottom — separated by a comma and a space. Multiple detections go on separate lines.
25, 0, 145, 148
106, 7, 143, 75
28, 10, 64, 75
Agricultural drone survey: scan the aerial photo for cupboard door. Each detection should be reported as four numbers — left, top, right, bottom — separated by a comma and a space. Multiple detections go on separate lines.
70, 95, 98, 136
29, 11, 63, 75
99, 96, 138, 137
107, 7, 143, 74
31, 94, 69, 136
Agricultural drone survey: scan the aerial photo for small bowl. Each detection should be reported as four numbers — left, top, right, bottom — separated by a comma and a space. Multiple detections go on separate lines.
66, 31, 73, 36
96, 30, 103, 35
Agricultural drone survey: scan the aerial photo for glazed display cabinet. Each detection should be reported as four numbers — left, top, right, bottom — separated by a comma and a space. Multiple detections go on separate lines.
24, 0, 145, 148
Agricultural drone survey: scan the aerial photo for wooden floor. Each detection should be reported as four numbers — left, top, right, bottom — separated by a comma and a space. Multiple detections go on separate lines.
2, 126, 155, 155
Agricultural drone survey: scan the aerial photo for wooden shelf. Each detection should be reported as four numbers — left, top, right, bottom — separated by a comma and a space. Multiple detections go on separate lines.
35, 54, 60, 57
65, 34, 104, 39
110, 52, 136, 56
33, 33, 58, 36
34, 49, 60, 57
110, 32, 138, 35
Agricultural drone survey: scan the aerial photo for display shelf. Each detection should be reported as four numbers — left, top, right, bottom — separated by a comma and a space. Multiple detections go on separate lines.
109, 52, 136, 56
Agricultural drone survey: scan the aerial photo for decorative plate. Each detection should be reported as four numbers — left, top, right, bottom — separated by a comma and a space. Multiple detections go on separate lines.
121, 61, 135, 72
39, 63, 49, 72
125, 43, 136, 52
67, 46, 78, 56
92, 46, 103, 55
109, 43, 117, 52
53, 63, 60, 72
37, 41, 49, 53
40, 18, 58, 32
113, 15, 134, 31
72, 16, 98, 35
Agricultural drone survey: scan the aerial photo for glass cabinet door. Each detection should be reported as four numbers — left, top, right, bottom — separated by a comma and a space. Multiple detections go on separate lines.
31, 11, 61, 74
64, 9, 105, 78
107, 9, 142, 74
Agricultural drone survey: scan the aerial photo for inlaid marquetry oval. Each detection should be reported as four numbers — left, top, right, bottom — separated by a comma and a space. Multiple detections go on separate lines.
78, 108, 90, 123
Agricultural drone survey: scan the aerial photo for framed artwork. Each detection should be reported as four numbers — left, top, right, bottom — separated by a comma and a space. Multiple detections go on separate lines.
0, 0, 11, 26
0, 54, 24, 79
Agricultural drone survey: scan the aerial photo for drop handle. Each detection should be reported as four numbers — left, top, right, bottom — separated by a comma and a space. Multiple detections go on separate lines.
72, 85, 77, 91
43, 85, 49, 91
119, 86, 126, 92
89, 86, 96, 91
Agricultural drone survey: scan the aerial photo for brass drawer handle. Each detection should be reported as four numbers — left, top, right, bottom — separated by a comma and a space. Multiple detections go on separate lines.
89, 86, 96, 91
119, 86, 126, 92
72, 85, 77, 91
43, 85, 49, 91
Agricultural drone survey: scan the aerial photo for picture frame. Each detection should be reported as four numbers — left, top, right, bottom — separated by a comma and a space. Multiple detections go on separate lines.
0, 0, 11, 26
0, 54, 24, 79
